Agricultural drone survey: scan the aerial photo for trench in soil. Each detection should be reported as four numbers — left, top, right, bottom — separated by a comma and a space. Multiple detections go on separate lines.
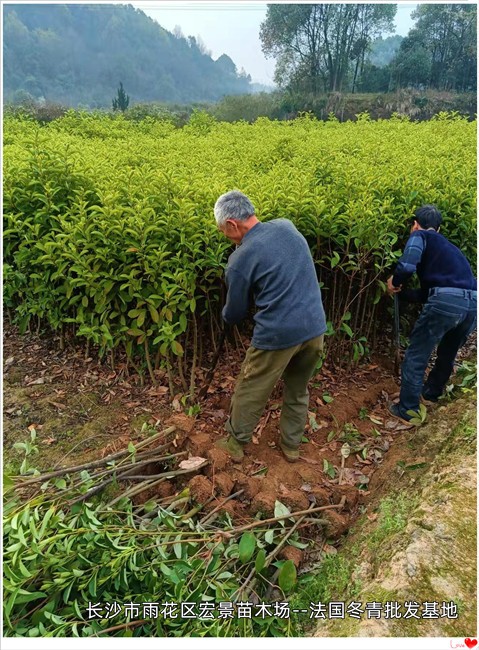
4, 323, 473, 549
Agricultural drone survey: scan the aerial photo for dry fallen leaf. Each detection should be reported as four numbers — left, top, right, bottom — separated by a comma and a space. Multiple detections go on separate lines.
49, 401, 66, 410
27, 377, 45, 386
322, 544, 338, 555
172, 398, 182, 412
179, 457, 207, 471
153, 386, 169, 396
299, 456, 320, 465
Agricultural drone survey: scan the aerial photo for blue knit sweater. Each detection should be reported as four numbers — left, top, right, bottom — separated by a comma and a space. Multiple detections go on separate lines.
222, 219, 327, 350
392, 230, 476, 301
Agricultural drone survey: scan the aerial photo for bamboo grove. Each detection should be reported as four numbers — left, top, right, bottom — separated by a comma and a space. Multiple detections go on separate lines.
3, 110, 476, 396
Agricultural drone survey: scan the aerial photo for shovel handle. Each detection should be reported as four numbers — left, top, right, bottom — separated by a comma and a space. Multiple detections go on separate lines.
197, 331, 226, 400
394, 294, 400, 347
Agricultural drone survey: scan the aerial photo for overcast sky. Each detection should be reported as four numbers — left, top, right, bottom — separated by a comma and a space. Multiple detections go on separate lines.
132, 2, 418, 85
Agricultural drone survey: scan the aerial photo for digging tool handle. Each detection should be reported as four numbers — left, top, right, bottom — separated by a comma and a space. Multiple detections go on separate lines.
394, 294, 400, 347
393, 294, 401, 374
198, 330, 226, 400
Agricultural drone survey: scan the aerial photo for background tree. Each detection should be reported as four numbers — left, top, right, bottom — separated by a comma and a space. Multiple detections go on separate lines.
260, 3, 396, 94
112, 81, 130, 111
390, 32, 432, 89
391, 4, 476, 91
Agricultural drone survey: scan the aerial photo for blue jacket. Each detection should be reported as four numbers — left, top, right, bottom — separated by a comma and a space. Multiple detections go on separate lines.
222, 219, 327, 350
392, 230, 476, 302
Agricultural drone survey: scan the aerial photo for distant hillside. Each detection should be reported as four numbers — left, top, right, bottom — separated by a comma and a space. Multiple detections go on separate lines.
3, 4, 253, 107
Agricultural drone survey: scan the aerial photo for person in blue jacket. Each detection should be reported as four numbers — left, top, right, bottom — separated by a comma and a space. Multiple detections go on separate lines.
213, 190, 327, 462
387, 204, 476, 423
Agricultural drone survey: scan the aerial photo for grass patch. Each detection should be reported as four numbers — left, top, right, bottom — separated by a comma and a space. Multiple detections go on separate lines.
368, 492, 416, 551
291, 552, 362, 634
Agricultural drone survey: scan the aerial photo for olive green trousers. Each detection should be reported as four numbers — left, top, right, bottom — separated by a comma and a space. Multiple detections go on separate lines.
225, 335, 324, 450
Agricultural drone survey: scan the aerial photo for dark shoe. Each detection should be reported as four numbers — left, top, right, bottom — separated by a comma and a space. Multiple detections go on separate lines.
215, 436, 244, 462
421, 393, 439, 406
387, 403, 415, 428
280, 442, 300, 463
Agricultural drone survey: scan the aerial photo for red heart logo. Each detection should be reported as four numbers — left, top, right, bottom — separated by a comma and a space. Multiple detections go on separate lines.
465, 640, 478, 649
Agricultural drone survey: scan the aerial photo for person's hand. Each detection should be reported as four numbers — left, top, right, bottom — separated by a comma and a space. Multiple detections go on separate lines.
387, 275, 402, 295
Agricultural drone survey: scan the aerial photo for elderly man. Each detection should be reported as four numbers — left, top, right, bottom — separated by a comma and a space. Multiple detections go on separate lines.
387, 204, 477, 423
213, 190, 327, 463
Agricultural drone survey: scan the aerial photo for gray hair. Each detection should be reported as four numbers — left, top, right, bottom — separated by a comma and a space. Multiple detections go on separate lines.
214, 190, 255, 227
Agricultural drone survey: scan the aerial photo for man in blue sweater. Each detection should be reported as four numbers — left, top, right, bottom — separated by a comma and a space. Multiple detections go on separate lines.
213, 190, 327, 462
387, 204, 476, 423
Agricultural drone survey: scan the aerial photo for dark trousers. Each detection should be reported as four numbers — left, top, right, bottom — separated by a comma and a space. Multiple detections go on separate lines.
398, 288, 477, 419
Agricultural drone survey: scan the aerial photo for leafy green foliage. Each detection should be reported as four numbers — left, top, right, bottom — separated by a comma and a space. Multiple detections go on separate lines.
278, 560, 297, 593
3, 112, 476, 382
2, 486, 306, 637
406, 403, 428, 425
238, 532, 256, 563
323, 459, 337, 480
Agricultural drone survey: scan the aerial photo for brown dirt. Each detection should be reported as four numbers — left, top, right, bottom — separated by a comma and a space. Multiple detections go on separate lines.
279, 545, 304, 568
251, 491, 277, 516
213, 472, 234, 496
187, 432, 212, 457
321, 509, 351, 539
205, 448, 229, 471
188, 475, 214, 504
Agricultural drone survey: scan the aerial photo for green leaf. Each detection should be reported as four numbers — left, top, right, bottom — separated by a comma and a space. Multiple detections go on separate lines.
274, 500, 291, 519
171, 340, 184, 356
38, 507, 55, 538
238, 532, 256, 563
13, 590, 47, 606
322, 394, 334, 404
288, 539, 309, 550
255, 548, 267, 573
127, 328, 144, 337
278, 560, 297, 593
148, 304, 160, 323
128, 442, 136, 454
330, 252, 340, 268
264, 530, 274, 544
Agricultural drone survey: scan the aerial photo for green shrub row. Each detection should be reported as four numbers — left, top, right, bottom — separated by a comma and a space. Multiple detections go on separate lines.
3, 111, 476, 392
